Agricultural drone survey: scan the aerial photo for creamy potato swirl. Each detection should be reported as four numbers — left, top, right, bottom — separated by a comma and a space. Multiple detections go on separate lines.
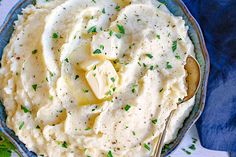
0, 0, 195, 156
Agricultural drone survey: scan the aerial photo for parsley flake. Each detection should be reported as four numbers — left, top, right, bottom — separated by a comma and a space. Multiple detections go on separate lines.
107, 151, 113, 157
32, 49, 37, 54
21, 105, 30, 113
115, 33, 122, 39
146, 53, 153, 59
172, 40, 177, 52
19, 122, 24, 130
117, 24, 125, 34
87, 26, 97, 33
166, 62, 172, 69
64, 58, 69, 63
156, 34, 160, 39
62, 141, 68, 148
110, 77, 115, 82
102, 8, 106, 14
32, 84, 38, 91
151, 119, 157, 124
124, 104, 131, 111
52, 32, 59, 39
144, 143, 150, 151
93, 49, 102, 54
115, 6, 120, 11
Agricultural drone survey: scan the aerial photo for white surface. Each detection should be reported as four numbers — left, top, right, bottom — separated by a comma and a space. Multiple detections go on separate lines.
0, 0, 230, 157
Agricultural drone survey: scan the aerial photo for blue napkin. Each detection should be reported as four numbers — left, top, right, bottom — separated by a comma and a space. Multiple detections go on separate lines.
182, 0, 236, 155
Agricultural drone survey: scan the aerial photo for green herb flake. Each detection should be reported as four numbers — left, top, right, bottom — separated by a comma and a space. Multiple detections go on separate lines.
132, 131, 136, 136
110, 77, 115, 82
32, 84, 38, 91
19, 122, 24, 130
172, 40, 177, 52
117, 24, 125, 34
115, 5, 120, 11
175, 55, 181, 59
124, 104, 131, 111
32, 49, 37, 54
82, 89, 89, 93
115, 33, 122, 39
91, 0, 96, 3
21, 105, 30, 113
149, 65, 154, 70
109, 30, 113, 36
107, 150, 113, 157
151, 119, 157, 124
87, 26, 97, 34
156, 34, 160, 39
65, 58, 69, 63
144, 143, 150, 151
85, 127, 91, 131
159, 88, 163, 93
100, 45, 104, 50
52, 32, 59, 39
166, 62, 172, 69
93, 49, 102, 54
62, 141, 68, 148
182, 148, 191, 155
131, 84, 138, 93
102, 8, 106, 14
146, 53, 153, 59
189, 144, 196, 150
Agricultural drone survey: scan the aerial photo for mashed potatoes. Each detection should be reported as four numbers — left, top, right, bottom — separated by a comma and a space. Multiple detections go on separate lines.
0, 0, 195, 156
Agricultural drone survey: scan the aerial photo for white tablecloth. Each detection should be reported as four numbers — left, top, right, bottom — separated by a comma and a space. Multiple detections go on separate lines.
0, 1, 230, 157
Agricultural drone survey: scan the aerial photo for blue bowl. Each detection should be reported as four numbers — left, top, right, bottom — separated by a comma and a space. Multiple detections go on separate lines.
0, 0, 210, 156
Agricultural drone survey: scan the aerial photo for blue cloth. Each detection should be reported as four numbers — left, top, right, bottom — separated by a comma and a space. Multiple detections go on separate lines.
182, 0, 236, 155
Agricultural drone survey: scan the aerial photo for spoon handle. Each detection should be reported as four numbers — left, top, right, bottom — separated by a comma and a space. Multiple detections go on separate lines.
153, 111, 174, 157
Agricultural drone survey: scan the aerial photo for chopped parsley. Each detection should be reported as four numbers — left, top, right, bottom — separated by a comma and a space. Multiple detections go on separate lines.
93, 65, 97, 70
146, 53, 153, 59
144, 143, 150, 151
110, 77, 115, 82
91, 0, 96, 3
21, 105, 30, 113
85, 127, 91, 131
159, 88, 163, 93
32, 49, 37, 54
75, 75, 79, 80
62, 141, 68, 148
32, 84, 38, 91
117, 24, 125, 34
87, 26, 97, 33
182, 148, 191, 155
156, 34, 160, 39
172, 40, 177, 52
149, 65, 154, 70
132, 131, 136, 136
64, 58, 69, 63
82, 89, 89, 93
175, 55, 181, 59
107, 150, 113, 157
189, 144, 196, 150
131, 84, 138, 93
93, 49, 102, 54
102, 8, 106, 14
166, 62, 172, 69
19, 122, 24, 130
109, 30, 113, 36
151, 119, 157, 124
115, 5, 120, 11
124, 104, 131, 111
115, 33, 122, 39
52, 32, 59, 39
100, 44, 104, 50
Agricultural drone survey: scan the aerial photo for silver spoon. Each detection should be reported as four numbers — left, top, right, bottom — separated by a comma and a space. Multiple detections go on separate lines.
153, 56, 201, 157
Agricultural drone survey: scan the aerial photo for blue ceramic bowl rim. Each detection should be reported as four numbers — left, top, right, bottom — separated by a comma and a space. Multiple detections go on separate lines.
0, 0, 210, 156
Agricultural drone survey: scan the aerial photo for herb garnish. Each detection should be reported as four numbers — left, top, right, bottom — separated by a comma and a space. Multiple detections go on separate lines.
151, 119, 157, 124
32, 84, 38, 91
182, 148, 191, 155
64, 58, 69, 63
115, 6, 120, 11
62, 141, 68, 148
110, 77, 115, 82
52, 32, 59, 39
166, 62, 172, 69
93, 49, 102, 54
124, 104, 131, 111
102, 8, 106, 14
156, 34, 160, 39
115, 33, 122, 39
117, 24, 125, 34
82, 89, 89, 93
21, 105, 30, 113
172, 40, 177, 52
32, 49, 37, 54
107, 150, 113, 157
146, 53, 153, 59
87, 26, 97, 33
144, 143, 150, 151
19, 122, 24, 130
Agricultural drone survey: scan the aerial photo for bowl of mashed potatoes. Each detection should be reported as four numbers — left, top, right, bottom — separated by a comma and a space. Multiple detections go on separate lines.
0, 0, 209, 157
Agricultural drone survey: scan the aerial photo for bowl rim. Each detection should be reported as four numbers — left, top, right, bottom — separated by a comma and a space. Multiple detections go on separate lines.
0, 0, 210, 156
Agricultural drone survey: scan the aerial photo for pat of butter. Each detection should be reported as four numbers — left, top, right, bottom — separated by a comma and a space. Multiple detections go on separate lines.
85, 60, 118, 99
80, 58, 101, 71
